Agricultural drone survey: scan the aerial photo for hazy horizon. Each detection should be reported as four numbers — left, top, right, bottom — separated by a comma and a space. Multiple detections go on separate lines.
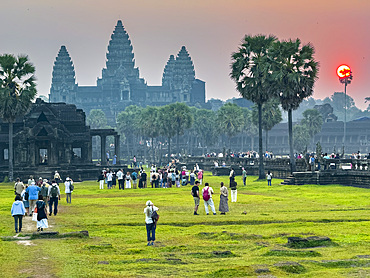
1, 0, 369, 109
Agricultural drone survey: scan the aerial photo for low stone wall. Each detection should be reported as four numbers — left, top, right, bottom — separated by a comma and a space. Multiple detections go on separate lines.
292, 171, 370, 188
0, 164, 129, 182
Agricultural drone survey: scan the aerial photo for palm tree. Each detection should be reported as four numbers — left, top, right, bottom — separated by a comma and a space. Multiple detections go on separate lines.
171, 103, 193, 155
0, 54, 37, 181
301, 109, 323, 150
217, 103, 243, 151
230, 34, 277, 179
139, 106, 160, 164
116, 105, 142, 157
272, 39, 318, 173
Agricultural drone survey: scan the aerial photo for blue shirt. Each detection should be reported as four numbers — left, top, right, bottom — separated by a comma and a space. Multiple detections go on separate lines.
11, 200, 25, 216
26, 185, 41, 200
131, 172, 138, 180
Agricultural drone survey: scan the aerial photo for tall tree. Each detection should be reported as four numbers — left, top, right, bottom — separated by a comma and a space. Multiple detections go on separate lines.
0, 54, 37, 181
230, 34, 277, 179
171, 103, 193, 155
293, 124, 310, 153
251, 99, 282, 151
272, 39, 318, 173
300, 108, 323, 150
158, 105, 176, 159
217, 103, 243, 151
241, 108, 258, 151
139, 106, 160, 164
87, 109, 109, 129
194, 109, 218, 153
116, 105, 142, 157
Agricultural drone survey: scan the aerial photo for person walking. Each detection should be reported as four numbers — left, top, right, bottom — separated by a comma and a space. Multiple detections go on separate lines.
98, 171, 105, 189
11, 195, 25, 233
219, 182, 229, 215
191, 181, 200, 215
189, 171, 195, 185
26, 182, 41, 216
14, 178, 24, 196
242, 167, 247, 186
40, 181, 49, 208
202, 183, 216, 215
144, 200, 158, 246
48, 180, 61, 216
54, 171, 62, 185
266, 171, 272, 186
230, 179, 238, 202
64, 177, 74, 204
21, 185, 29, 216
35, 195, 48, 232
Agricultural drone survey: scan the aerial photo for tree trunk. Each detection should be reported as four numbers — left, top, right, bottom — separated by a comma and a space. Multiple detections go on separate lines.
168, 137, 171, 163
241, 133, 244, 152
288, 109, 296, 173
177, 132, 180, 156
151, 137, 155, 165
9, 122, 14, 182
251, 135, 254, 151
266, 130, 269, 152
258, 103, 265, 179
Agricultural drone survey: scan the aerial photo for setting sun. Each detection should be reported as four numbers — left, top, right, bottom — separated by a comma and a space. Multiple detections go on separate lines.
337, 64, 351, 78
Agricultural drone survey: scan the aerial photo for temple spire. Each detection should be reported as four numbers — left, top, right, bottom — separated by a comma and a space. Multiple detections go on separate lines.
49, 45, 77, 103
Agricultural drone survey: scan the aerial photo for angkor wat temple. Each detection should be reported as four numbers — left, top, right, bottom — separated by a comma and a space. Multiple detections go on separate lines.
49, 20, 205, 122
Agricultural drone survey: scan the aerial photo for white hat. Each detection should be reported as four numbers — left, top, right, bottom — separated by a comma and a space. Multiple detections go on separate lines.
146, 200, 153, 206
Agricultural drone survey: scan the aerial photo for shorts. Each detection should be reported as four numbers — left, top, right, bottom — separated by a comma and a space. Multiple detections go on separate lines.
193, 197, 200, 206
23, 200, 29, 208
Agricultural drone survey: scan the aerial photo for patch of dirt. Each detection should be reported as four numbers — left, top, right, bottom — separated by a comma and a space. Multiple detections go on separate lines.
16, 240, 35, 246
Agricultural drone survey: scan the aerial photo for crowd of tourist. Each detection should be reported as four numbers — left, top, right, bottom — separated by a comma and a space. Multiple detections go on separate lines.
11, 172, 73, 233
98, 164, 204, 190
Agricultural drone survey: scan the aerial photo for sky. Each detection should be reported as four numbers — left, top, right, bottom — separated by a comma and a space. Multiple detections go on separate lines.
1, 0, 369, 109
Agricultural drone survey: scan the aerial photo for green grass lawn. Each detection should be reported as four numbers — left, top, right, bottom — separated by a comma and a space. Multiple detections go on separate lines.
1, 172, 370, 277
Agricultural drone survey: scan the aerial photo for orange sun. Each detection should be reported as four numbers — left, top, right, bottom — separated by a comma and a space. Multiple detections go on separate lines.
337, 65, 351, 78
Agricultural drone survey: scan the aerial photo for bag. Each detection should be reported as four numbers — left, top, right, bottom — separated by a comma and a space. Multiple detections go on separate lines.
203, 187, 210, 201
151, 210, 159, 223
32, 212, 38, 222
132, 174, 137, 180
70, 183, 74, 191
24, 191, 29, 201
50, 185, 58, 198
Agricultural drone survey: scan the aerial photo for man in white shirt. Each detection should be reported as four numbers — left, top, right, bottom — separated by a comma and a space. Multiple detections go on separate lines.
117, 169, 124, 190
202, 183, 216, 215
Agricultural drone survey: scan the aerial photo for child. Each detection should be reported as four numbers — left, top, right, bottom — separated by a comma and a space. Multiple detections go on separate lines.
11, 195, 25, 233
266, 171, 272, 186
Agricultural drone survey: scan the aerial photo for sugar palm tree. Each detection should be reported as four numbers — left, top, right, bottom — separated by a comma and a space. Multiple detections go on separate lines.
272, 39, 318, 173
0, 54, 37, 181
231, 34, 277, 179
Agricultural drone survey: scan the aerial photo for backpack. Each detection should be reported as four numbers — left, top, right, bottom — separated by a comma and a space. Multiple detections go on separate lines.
203, 187, 210, 201
50, 185, 58, 198
132, 173, 137, 180
151, 210, 159, 223
24, 191, 29, 201
69, 183, 74, 191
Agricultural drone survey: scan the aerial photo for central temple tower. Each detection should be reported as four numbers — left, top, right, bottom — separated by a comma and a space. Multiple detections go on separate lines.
97, 20, 147, 102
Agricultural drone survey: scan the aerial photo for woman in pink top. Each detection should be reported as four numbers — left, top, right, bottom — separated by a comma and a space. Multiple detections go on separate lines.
197, 170, 203, 185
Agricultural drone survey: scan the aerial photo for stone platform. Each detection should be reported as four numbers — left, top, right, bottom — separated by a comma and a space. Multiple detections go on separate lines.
0, 164, 129, 182
281, 170, 370, 188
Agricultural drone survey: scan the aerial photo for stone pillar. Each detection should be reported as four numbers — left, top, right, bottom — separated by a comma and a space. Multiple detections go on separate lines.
87, 138, 92, 163
101, 135, 106, 165
115, 135, 120, 165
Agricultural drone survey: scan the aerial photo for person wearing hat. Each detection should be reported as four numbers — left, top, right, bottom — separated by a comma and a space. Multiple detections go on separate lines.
144, 200, 158, 246
64, 177, 74, 203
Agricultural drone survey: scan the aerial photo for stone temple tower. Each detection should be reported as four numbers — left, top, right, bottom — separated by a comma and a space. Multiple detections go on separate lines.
162, 46, 196, 103
97, 20, 146, 103
49, 46, 77, 103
